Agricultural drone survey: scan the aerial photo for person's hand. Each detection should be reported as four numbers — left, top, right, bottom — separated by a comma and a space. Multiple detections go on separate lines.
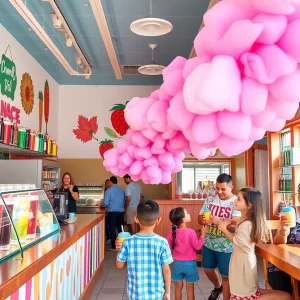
210, 215, 221, 225
201, 225, 208, 237
279, 215, 291, 236
69, 185, 74, 193
163, 292, 170, 300
218, 220, 230, 233
116, 238, 122, 251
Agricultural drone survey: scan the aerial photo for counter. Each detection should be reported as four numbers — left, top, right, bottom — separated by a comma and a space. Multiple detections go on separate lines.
0, 214, 105, 300
154, 200, 204, 237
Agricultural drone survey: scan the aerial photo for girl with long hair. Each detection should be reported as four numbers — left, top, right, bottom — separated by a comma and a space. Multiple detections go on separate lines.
167, 207, 207, 300
218, 188, 291, 300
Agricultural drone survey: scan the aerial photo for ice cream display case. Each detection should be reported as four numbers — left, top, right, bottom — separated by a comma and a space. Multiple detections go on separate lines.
0, 189, 60, 264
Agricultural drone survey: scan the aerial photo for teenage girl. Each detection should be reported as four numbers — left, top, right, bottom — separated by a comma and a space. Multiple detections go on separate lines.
218, 188, 291, 300
167, 207, 207, 300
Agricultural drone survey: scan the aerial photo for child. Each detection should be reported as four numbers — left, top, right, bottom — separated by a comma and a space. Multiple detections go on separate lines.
218, 188, 292, 300
167, 207, 207, 300
116, 200, 173, 300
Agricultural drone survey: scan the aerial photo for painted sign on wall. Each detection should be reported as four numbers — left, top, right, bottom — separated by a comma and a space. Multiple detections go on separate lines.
0, 54, 17, 100
0, 99, 21, 124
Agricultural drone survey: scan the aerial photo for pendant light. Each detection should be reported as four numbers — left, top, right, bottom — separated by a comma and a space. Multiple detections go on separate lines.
130, 0, 173, 36
138, 44, 165, 75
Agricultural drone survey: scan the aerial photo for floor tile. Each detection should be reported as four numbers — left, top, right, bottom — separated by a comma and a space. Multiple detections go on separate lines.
102, 277, 127, 288
96, 294, 124, 300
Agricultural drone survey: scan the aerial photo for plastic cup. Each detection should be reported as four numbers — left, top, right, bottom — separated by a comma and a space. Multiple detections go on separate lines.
69, 213, 75, 222
203, 211, 211, 221
118, 232, 131, 245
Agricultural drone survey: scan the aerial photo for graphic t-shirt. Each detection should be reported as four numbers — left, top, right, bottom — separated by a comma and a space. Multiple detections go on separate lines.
199, 195, 240, 253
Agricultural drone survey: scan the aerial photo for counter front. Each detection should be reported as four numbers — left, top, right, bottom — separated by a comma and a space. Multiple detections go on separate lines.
0, 214, 105, 300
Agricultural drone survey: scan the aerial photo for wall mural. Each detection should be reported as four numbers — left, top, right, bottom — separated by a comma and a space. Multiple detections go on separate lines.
38, 91, 43, 132
20, 72, 34, 115
73, 102, 130, 158
44, 80, 50, 134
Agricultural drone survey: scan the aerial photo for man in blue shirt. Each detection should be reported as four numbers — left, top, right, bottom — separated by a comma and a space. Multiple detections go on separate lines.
103, 176, 125, 251
123, 174, 142, 234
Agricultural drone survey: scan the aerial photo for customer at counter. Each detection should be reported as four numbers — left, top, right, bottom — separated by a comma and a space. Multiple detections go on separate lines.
49, 172, 79, 213
103, 179, 111, 244
102, 176, 125, 251
123, 174, 142, 234
267, 209, 300, 295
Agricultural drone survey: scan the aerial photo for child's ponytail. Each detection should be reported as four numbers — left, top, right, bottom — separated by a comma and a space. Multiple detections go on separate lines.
169, 207, 185, 251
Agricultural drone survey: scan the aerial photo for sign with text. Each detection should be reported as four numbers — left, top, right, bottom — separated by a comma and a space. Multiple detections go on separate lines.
0, 99, 20, 124
0, 54, 17, 100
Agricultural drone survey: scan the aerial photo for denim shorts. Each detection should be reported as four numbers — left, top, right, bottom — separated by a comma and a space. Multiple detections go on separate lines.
202, 246, 231, 277
171, 260, 199, 283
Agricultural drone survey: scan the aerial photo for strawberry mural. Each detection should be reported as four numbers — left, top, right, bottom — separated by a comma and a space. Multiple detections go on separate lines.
99, 139, 114, 158
110, 102, 129, 136
72, 101, 130, 159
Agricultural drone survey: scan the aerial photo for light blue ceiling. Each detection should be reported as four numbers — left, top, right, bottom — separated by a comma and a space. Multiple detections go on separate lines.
0, 0, 210, 85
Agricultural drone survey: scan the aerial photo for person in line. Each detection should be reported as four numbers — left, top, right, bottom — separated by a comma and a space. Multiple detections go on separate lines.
267, 208, 300, 295
116, 200, 173, 300
102, 176, 125, 251
218, 188, 291, 300
167, 207, 207, 300
58, 172, 79, 213
198, 173, 241, 300
123, 174, 142, 234
101, 179, 111, 244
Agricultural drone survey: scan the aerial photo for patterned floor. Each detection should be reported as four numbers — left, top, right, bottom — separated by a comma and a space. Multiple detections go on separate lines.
89, 250, 265, 300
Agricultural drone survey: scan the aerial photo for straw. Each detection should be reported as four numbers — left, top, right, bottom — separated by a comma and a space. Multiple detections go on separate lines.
121, 225, 124, 233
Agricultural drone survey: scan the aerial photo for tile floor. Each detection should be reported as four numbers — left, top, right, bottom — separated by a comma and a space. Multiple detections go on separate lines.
89, 250, 265, 300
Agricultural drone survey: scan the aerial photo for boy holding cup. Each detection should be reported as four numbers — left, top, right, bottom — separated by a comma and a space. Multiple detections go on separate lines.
116, 200, 173, 300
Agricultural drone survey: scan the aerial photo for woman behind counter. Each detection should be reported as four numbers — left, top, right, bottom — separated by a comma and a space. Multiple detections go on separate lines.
58, 172, 79, 213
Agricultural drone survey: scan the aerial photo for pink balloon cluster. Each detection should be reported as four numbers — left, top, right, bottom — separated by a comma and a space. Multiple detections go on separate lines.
104, 0, 300, 183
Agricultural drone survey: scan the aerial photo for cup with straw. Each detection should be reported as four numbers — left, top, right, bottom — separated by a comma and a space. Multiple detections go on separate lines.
117, 225, 131, 247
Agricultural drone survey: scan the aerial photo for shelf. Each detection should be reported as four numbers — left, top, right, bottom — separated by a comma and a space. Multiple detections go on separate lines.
274, 190, 298, 194
42, 178, 58, 181
0, 143, 57, 158
275, 164, 300, 168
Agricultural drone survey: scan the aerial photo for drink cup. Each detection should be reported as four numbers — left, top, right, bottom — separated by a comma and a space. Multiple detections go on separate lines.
10, 196, 30, 245
118, 232, 131, 246
203, 211, 211, 221
27, 195, 39, 239
69, 213, 75, 222
0, 203, 13, 251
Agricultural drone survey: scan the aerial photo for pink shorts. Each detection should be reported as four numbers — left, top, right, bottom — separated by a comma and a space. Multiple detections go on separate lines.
230, 289, 261, 300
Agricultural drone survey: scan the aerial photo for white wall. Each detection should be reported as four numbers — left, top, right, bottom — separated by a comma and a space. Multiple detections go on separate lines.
0, 24, 59, 139
58, 85, 158, 158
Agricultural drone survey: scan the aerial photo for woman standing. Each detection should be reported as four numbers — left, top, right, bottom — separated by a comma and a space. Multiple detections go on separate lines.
59, 172, 79, 213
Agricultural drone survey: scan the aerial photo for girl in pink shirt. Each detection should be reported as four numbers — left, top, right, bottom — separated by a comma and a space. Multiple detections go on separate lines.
167, 207, 207, 300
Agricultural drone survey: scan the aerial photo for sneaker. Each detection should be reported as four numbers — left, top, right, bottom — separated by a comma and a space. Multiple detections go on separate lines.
106, 247, 116, 251
208, 285, 223, 300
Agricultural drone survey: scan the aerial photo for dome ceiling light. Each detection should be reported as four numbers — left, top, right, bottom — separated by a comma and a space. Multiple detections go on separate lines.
130, 0, 173, 36
138, 44, 165, 75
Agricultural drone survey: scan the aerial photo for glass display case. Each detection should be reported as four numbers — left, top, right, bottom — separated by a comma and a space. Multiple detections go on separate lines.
0, 189, 60, 264
77, 186, 104, 214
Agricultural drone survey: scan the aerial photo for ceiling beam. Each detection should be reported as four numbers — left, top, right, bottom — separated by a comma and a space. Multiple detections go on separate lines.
189, 0, 220, 59
89, 0, 123, 80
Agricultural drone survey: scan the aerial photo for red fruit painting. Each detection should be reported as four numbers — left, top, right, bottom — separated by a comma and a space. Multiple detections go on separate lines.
73, 115, 98, 143
99, 139, 114, 158
110, 103, 130, 136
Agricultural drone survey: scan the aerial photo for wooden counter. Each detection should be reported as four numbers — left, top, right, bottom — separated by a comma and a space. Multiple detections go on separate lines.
154, 200, 204, 237
0, 214, 105, 300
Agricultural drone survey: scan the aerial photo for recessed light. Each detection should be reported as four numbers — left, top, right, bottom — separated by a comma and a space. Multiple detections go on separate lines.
84, 3, 89, 7
44, 47, 48, 51
28, 27, 32, 31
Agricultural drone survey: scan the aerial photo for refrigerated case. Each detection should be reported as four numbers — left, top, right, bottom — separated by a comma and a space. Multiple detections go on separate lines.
0, 160, 60, 191
77, 186, 104, 214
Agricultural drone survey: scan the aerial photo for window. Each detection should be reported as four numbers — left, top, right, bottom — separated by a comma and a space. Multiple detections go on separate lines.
177, 161, 230, 193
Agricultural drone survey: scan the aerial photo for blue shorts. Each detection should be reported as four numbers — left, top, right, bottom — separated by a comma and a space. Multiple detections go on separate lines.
171, 260, 199, 283
202, 246, 231, 277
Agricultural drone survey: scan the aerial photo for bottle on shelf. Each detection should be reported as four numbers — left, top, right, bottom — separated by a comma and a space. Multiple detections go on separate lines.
279, 174, 285, 191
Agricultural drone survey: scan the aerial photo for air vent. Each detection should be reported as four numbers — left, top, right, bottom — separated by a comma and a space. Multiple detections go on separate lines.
121, 65, 142, 75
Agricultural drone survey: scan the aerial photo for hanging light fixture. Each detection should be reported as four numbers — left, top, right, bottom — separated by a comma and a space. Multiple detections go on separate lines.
65, 33, 73, 47
50, 12, 62, 29
130, 0, 173, 36
138, 44, 165, 75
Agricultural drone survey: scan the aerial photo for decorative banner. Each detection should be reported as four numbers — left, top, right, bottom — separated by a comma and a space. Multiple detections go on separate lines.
38, 91, 43, 132
20, 72, 34, 115
0, 52, 17, 101
44, 80, 50, 134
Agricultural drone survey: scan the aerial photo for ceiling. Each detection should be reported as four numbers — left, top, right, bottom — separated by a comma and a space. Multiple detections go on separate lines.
0, 0, 210, 85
